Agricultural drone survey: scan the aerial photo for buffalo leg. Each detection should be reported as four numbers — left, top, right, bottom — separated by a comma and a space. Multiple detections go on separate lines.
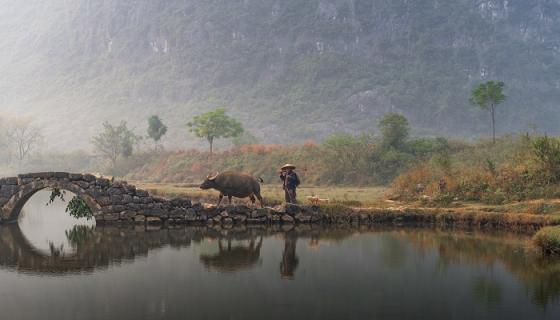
249, 194, 256, 206
228, 195, 233, 204
255, 192, 264, 208
217, 193, 224, 207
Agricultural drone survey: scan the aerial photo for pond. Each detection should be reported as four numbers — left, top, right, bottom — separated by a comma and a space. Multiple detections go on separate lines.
0, 191, 559, 319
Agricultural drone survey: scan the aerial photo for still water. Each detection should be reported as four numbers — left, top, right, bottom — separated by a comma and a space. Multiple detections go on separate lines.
0, 191, 559, 320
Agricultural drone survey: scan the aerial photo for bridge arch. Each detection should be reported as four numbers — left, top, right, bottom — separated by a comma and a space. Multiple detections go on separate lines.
1, 179, 102, 223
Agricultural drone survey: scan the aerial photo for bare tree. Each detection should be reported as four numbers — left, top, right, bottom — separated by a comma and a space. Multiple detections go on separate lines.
5, 118, 42, 163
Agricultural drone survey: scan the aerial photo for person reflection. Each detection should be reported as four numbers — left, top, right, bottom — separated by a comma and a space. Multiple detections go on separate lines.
280, 232, 299, 279
199, 236, 263, 272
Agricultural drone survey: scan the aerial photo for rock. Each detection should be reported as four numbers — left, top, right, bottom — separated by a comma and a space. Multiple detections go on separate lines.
281, 215, 295, 223
134, 215, 146, 223
83, 174, 96, 182
359, 214, 370, 223
170, 198, 192, 208
169, 208, 187, 218
96, 178, 110, 187
122, 194, 133, 204
146, 217, 162, 224
102, 205, 126, 213
103, 213, 119, 221
271, 215, 281, 223
107, 187, 123, 195
110, 195, 123, 204
136, 189, 149, 197
69, 173, 84, 180
295, 213, 311, 223
0, 185, 18, 197
231, 205, 250, 215
97, 196, 111, 206
233, 214, 247, 224
250, 208, 267, 218
53, 172, 69, 179
119, 211, 137, 220
185, 208, 198, 222
285, 204, 302, 215
223, 217, 234, 224
0, 197, 9, 206
0, 177, 18, 185
220, 211, 230, 218
75, 181, 90, 189
212, 216, 222, 223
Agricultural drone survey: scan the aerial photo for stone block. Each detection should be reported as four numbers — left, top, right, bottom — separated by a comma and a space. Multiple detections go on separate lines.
0, 177, 18, 185
119, 211, 137, 220
134, 215, 146, 223
136, 189, 149, 197
170, 198, 192, 208
0, 185, 19, 197
53, 172, 69, 179
250, 208, 267, 218
122, 194, 133, 204
103, 213, 120, 221
83, 174, 96, 182
146, 217, 162, 224
107, 187, 123, 195
110, 195, 123, 204
281, 215, 295, 223
68, 173, 84, 181
233, 214, 247, 224
97, 196, 112, 206
223, 217, 233, 224
75, 181, 90, 189
295, 213, 311, 223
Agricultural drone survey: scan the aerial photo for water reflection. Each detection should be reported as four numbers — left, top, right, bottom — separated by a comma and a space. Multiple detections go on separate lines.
1, 219, 560, 317
18, 190, 95, 256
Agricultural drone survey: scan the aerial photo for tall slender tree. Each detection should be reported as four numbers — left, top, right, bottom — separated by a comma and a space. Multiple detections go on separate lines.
470, 81, 506, 143
147, 115, 167, 151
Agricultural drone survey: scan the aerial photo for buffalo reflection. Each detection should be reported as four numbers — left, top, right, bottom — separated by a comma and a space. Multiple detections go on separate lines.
200, 237, 263, 272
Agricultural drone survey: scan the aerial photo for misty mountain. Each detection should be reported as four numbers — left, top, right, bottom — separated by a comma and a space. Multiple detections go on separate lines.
1, 0, 560, 151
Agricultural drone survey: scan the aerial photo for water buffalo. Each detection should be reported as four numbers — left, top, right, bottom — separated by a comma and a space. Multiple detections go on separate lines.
200, 171, 264, 207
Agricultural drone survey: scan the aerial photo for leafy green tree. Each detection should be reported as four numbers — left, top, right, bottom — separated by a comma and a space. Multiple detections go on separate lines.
187, 108, 243, 154
147, 115, 168, 150
470, 81, 506, 143
379, 113, 409, 149
92, 121, 140, 168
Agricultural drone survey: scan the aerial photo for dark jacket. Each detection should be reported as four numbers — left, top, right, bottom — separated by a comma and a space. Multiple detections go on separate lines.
280, 171, 300, 190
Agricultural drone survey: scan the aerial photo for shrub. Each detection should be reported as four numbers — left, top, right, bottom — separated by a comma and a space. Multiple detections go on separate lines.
533, 227, 560, 255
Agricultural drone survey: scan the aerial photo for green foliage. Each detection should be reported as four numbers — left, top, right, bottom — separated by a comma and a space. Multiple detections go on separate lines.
147, 115, 168, 149
92, 121, 141, 168
532, 135, 560, 182
187, 108, 243, 154
65, 225, 95, 246
469, 81, 506, 111
379, 113, 409, 149
65, 197, 93, 220
48, 189, 94, 220
469, 81, 507, 142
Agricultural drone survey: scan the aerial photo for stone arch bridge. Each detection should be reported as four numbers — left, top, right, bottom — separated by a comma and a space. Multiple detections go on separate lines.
0, 172, 328, 226
0, 172, 192, 224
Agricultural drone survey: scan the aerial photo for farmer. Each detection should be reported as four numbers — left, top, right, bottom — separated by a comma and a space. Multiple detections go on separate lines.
279, 163, 300, 204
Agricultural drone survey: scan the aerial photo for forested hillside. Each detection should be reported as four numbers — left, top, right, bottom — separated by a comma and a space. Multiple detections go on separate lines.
1, 0, 560, 150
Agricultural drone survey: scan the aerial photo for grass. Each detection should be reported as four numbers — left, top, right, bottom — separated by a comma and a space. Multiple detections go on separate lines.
132, 181, 388, 207
534, 226, 560, 255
